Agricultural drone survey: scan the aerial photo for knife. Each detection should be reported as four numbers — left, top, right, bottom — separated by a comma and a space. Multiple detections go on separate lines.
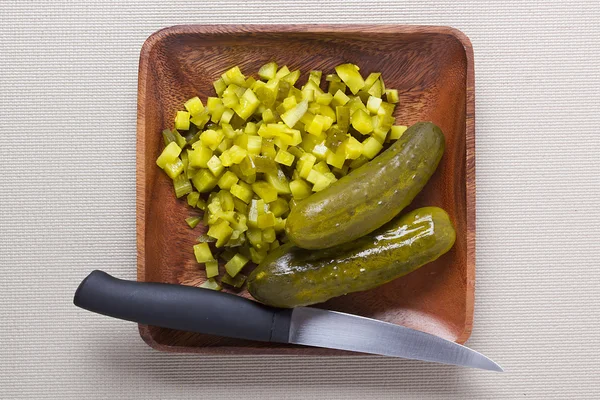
73, 270, 502, 372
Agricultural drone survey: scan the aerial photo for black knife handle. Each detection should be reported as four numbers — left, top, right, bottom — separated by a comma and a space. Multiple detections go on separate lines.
73, 270, 292, 343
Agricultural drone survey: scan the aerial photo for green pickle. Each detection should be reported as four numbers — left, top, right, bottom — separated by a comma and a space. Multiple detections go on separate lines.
286, 122, 445, 249
248, 207, 456, 308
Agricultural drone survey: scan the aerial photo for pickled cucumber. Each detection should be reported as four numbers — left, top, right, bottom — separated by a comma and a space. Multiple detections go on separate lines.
285, 122, 445, 249
248, 207, 455, 308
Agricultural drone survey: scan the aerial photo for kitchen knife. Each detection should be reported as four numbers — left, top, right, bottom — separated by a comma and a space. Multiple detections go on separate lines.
74, 270, 502, 372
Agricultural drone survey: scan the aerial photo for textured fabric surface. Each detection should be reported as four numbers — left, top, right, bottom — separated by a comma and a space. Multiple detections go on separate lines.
1, 1, 599, 398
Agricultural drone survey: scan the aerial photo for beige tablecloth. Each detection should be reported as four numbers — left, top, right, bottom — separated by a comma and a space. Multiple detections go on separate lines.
1, 1, 599, 398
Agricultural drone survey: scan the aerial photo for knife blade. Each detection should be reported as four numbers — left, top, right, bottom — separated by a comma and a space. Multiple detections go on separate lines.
74, 270, 502, 371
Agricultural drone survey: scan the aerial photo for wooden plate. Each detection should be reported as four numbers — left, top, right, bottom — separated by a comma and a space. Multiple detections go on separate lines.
137, 24, 475, 354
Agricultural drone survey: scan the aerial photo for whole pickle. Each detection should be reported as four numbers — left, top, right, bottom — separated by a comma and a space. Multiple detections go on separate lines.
248, 207, 455, 308
286, 122, 445, 249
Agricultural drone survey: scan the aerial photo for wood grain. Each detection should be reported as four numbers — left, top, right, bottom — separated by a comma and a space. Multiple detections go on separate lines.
136, 24, 475, 354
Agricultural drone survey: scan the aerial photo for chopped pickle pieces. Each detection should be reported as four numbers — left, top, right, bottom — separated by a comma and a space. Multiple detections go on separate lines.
351, 109, 373, 135
205, 260, 219, 278
335, 63, 365, 94
192, 169, 219, 193
290, 179, 312, 200
156, 142, 181, 169
156, 63, 403, 284
184, 97, 205, 116
258, 62, 278, 80
164, 158, 184, 179
200, 278, 222, 291
173, 174, 193, 198
221, 273, 246, 288
389, 125, 408, 140
207, 219, 233, 247
194, 242, 214, 263
252, 181, 278, 203
385, 89, 399, 103
281, 100, 308, 128
217, 170, 239, 190
225, 253, 249, 277
175, 111, 190, 130
187, 191, 200, 207
230, 181, 253, 203
362, 136, 383, 159
186, 216, 201, 228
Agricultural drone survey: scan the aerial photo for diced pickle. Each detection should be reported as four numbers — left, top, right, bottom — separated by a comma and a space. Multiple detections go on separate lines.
389, 125, 408, 140
258, 62, 278, 80
311, 142, 329, 160
187, 191, 200, 207
200, 278, 222, 291
185, 97, 205, 116
265, 168, 291, 194
156, 142, 181, 169
213, 78, 227, 96
361, 136, 383, 159
290, 179, 312, 200
366, 96, 382, 114
186, 216, 201, 228
328, 80, 346, 95
164, 158, 184, 179
269, 198, 289, 217
316, 92, 333, 105
233, 89, 260, 120
207, 219, 233, 247
274, 149, 295, 166
297, 153, 317, 179
261, 140, 277, 158
309, 70, 322, 85
335, 64, 365, 94
190, 111, 210, 129
175, 111, 190, 130
367, 79, 383, 98
313, 161, 330, 174
162, 129, 176, 145
262, 227, 276, 243
325, 126, 346, 151
222, 66, 246, 86
192, 169, 219, 193
247, 135, 262, 154
363, 72, 381, 91
249, 247, 268, 264
158, 63, 400, 264
272, 65, 289, 79
252, 181, 278, 203
194, 242, 214, 263
257, 212, 276, 229
281, 100, 308, 128
207, 155, 224, 176
385, 89, 399, 103
221, 273, 246, 288
351, 109, 373, 135
343, 136, 363, 159
188, 146, 213, 168
218, 190, 235, 211
230, 181, 253, 203
282, 70, 301, 85
326, 147, 346, 169
205, 260, 219, 278
173, 174, 193, 198
217, 170, 239, 190
225, 253, 249, 277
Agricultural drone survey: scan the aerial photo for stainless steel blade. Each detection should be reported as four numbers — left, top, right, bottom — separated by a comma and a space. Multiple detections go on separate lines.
289, 307, 502, 371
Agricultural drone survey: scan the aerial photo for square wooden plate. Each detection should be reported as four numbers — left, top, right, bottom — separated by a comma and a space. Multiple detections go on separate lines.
137, 24, 474, 354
